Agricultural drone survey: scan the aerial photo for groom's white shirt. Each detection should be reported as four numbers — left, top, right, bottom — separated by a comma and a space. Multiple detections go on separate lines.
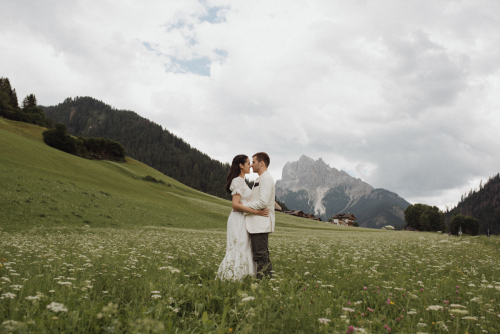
245, 170, 275, 234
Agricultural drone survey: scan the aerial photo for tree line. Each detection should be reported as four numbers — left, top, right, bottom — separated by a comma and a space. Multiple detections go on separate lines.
43, 123, 126, 161
42, 97, 232, 199
0, 77, 54, 128
445, 173, 500, 235
404, 202, 482, 236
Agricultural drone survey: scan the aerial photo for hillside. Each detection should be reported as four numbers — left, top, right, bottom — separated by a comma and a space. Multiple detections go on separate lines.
0, 117, 370, 233
446, 173, 500, 234
41, 97, 230, 199
276, 155, 410, 228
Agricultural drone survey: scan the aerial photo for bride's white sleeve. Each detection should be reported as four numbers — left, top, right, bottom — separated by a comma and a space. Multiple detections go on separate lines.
229, 178, 245, 196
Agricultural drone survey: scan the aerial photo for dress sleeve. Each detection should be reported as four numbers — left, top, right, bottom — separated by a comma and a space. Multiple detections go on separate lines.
229, 177, 245, 196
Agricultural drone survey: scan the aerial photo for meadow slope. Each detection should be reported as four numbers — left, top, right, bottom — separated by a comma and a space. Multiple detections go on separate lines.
0, 118, 356, 233
1, 118, 500, 333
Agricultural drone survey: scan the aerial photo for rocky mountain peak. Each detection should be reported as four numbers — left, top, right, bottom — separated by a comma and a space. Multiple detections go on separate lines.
275, 155, 409, 227
277, 155, 372, 194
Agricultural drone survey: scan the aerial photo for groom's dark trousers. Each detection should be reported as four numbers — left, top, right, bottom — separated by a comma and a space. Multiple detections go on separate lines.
250, 233, 273, 279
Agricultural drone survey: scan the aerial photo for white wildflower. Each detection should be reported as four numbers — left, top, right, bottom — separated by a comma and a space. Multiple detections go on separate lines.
57, 281, 72, 286
426, 305, 443, 311
46, 302, 68, 313
1, 292, 16, 299
241, 296, 255, 302
1, 320, 26, 331
450, 304, 467, 308
342, 307, 355, 313
318, 318, 331, 324
25, 295, 40, 300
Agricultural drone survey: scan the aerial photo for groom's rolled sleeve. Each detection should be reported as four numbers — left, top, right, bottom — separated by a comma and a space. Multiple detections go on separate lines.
247, 177, 273, 210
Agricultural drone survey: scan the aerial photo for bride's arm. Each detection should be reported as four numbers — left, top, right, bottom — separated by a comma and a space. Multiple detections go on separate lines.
232, 194, 270, 216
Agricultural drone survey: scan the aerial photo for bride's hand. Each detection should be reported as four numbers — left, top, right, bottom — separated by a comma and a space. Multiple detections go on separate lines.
257, 208, 271, 217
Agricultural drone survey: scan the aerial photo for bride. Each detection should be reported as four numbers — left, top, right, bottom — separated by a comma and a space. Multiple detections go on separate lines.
217, 154, 270, 280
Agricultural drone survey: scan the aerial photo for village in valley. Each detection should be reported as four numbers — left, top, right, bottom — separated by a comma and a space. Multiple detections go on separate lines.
274, 201, 358, 226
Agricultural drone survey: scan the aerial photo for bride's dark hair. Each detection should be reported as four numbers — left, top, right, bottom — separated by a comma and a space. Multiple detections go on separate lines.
225, 154, 249, 193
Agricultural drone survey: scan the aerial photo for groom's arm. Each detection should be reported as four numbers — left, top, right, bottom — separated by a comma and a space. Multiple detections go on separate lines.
246, 176, 273, 210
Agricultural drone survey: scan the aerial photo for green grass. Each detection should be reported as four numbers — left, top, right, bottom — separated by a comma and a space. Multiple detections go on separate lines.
0, 117, 365, 233
1, 118, 499, 333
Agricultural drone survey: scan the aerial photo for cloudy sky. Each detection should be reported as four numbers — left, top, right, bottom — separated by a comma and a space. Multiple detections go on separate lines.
2, 0, 500, 208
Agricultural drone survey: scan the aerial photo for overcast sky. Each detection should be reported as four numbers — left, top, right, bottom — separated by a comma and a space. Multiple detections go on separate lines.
2, 0, 499, 209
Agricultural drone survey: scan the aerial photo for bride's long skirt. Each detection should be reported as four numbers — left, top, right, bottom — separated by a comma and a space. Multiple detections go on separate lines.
217, 211, 256, 280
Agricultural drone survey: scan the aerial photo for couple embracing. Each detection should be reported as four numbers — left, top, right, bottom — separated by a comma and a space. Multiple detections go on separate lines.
217, 152, 275, 280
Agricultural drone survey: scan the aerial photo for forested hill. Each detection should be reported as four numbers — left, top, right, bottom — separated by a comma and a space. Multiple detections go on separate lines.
42, 97, 231, 199
446, 173, 500, 234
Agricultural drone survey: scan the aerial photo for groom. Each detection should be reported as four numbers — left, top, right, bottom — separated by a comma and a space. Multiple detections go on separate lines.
244, 152, 275, 279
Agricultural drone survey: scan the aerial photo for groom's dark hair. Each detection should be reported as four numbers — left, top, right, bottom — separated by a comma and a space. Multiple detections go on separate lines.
253, 152, 270, 167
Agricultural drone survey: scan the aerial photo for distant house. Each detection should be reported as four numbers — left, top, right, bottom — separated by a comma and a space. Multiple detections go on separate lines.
403, 225, 419, 231
331, 213, 356, 226
287, 210, 305, 218
282, 210, 323, 222
274, 201, 282, 212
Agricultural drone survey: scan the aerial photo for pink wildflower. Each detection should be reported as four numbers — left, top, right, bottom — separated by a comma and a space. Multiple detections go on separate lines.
386, 299, 390, 305
443, 300, 449, 304
420, 289, 423, 292
347, 302, 351, 306
456, 285, 459, 289
363, 286, 367, 290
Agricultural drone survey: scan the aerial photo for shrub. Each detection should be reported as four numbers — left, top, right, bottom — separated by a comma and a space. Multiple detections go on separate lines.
43, 123, 78, 155
143, 175, 165, 184
450, 214, 480, 236
43, 123, 125, 161
404, 204, 444, 232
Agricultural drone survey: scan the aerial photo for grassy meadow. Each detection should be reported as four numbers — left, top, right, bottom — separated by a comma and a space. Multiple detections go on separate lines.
1, 118, 500, 333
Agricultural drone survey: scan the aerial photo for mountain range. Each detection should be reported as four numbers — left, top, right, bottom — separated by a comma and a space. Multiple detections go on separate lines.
276, 155, 410, 228
43, 96, 411, 228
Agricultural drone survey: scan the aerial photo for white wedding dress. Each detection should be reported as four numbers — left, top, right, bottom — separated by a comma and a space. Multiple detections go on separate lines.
217, 177, 257, 280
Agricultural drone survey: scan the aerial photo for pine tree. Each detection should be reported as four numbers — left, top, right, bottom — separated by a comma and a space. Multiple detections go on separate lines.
22, 94, 37, 110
